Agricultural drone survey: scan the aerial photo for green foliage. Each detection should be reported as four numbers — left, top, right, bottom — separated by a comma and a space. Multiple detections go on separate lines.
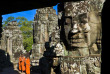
2, 16, 15, 28
23, 36, 33, 52
16, 17, 28, 27
3, 16, 33, 52
19, 20, 33, 52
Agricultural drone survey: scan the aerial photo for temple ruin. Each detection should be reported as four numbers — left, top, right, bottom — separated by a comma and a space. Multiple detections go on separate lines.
0, 0, 105, 73
32, 7, 58, 65
1, 21, 25, 63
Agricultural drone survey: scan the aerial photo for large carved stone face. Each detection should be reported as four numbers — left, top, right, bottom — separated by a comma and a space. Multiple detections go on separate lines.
62, 1, 102, 50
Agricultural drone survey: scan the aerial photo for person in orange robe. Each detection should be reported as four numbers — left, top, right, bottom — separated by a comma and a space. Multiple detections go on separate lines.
25, 57, 30, 74
21, 54, 26, 72
18, 54, 22, 71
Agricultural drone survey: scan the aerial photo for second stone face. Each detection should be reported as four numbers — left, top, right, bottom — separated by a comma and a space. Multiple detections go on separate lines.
32, 7, 59, 62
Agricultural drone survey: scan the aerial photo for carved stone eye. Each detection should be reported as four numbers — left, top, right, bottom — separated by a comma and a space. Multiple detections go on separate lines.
79, 13, 88, 23
65, 18, 71, 25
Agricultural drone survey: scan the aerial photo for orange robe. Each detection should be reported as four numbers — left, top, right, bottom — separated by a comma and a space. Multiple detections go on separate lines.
21, 57, 26, 71
26, 58, 30, 74
19, 56, 22, 71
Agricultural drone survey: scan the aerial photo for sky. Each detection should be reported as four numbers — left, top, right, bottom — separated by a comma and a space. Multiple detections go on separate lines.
2, 4, 58, 22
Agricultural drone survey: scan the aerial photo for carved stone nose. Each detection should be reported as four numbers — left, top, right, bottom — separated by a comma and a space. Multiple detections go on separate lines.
83, 23, 90, 32
71, 28, 78, 33
71, 23, 79, 33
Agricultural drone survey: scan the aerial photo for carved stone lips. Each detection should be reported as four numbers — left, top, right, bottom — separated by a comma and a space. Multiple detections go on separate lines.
69, 33, 84, 39
70, 38, 85, 43
70, 41, 88, 47
70, 38, 88, 47
68, 33, 88, 47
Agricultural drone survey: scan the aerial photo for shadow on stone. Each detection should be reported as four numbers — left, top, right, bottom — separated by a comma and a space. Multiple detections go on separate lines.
30, 65, 41, 74
0, 49, 19, 74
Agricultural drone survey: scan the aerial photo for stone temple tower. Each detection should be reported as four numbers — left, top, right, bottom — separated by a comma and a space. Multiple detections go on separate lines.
32, 7, 58, 65
1, 21, 25, 63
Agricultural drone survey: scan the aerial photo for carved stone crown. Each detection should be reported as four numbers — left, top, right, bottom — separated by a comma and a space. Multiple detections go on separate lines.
64, 0, 104, 16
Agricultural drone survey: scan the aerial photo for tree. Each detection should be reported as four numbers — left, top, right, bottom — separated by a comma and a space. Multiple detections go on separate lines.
19, 20, 33, 52
2, 16, 33, 52
2, 16, 15, 28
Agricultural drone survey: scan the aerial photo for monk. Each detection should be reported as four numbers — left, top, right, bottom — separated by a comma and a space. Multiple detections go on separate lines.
25, 56, 30, 74
18, 54, 22, 71
21, 54, 26, 72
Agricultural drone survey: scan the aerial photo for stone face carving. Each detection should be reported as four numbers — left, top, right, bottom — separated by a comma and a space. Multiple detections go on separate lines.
1, 21, 24, 63
59, 0, 103, 55
57, 0, 104, 73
